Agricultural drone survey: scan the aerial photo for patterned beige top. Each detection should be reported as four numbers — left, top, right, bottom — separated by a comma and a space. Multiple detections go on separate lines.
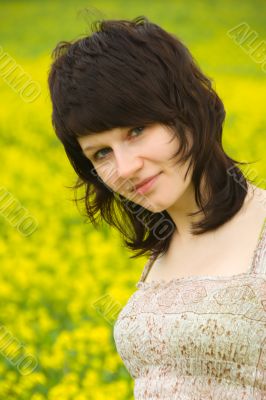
113, 217, 266, 399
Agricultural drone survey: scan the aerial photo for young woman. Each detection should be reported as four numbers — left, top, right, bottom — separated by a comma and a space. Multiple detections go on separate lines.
48, 16, 266, 400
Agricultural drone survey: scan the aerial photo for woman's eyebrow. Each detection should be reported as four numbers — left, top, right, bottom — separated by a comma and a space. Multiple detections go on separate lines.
83, 144, 98, 151
82, 127, 131, 152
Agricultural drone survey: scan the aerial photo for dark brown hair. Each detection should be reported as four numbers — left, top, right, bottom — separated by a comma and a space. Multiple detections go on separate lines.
47, 15, 256, 260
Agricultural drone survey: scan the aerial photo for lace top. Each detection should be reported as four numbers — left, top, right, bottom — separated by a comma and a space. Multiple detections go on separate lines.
113, 216, 266, 399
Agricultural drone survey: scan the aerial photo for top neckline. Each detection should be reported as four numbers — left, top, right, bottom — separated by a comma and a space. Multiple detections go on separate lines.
136, 216, 266, 289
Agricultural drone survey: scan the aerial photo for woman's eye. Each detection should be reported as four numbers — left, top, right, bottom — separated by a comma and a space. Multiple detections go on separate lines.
92, 126, 145, 161
130, 126, 144, 137
93, 147, 111, 161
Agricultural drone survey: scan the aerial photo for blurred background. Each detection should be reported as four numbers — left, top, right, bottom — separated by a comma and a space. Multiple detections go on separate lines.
0, 1, 265, 399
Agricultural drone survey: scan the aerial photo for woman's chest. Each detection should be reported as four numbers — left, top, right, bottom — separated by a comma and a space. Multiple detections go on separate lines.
147, 228, 260, 282
119, 277, 266, 318
147, 207, 266, 283
113, 277, 266, 386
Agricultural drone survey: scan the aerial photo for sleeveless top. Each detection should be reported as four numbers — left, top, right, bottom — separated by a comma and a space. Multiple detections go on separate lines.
113, 216, 266, 400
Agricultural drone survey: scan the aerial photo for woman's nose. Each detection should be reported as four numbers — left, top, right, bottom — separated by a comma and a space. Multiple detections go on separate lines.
115, 149, 143, 181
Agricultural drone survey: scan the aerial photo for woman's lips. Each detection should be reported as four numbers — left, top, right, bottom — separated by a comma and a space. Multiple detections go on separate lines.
134, 172, 162, 194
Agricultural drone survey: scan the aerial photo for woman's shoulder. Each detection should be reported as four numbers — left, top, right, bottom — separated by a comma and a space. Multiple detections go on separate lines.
250, 186, 266, 273
249, 183, 266, 196
248, 184, 266, 214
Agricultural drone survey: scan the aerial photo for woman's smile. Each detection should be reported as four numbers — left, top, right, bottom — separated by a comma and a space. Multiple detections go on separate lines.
134, 172, 162, 195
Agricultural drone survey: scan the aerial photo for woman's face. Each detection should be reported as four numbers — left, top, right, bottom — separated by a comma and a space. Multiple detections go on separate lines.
77, 122, 194, 213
